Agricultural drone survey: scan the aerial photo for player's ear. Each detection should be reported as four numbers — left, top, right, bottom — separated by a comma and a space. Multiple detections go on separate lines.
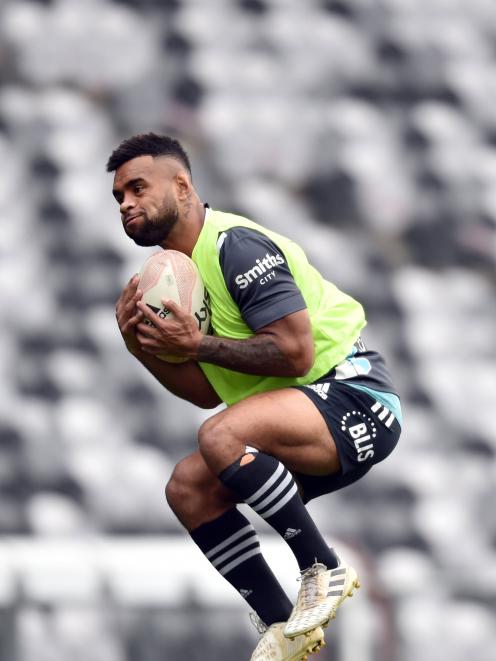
174, 170, 192, 201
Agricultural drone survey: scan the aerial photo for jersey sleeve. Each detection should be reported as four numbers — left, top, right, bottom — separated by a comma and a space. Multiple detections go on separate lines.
218, 226, 307, 331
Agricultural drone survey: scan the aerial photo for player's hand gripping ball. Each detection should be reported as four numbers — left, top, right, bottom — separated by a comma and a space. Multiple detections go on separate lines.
138, 250, 211, 362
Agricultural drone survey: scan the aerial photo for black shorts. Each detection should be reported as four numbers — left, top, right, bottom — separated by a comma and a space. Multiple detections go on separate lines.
293, 377, 401, 504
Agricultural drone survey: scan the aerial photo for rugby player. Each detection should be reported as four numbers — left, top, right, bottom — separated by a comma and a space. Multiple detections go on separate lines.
109, 133, 402, 661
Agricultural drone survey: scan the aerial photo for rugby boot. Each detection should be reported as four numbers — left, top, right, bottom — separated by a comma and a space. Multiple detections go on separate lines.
250, 613, 325, 661
284, 562, 360, 639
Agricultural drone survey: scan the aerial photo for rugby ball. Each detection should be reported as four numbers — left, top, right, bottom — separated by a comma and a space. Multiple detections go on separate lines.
138, 250, 211, 362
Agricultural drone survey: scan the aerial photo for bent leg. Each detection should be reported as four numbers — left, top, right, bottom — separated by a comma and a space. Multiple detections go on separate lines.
197, 389, 342, 572
166, 451, 293, 626
165, 450, 237, 531
198, 388, 340, 476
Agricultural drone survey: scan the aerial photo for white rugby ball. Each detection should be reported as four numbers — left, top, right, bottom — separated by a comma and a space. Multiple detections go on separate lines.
138, 249, 211, 362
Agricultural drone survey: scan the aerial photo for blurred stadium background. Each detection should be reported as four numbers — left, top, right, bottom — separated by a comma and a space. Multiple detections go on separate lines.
0, 0, 495, 659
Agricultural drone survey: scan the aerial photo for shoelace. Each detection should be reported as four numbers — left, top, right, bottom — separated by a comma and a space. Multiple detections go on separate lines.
297, 562, 327, 609
249, 612, 268, 634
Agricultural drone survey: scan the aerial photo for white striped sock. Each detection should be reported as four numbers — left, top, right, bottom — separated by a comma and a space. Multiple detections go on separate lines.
206, 526, 261, 577
246, 463, 298, 521
245, 462, 284, 505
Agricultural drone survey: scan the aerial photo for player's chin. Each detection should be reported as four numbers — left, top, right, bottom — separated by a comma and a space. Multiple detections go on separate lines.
129, 223, 168, 247
127, 229, 160, 247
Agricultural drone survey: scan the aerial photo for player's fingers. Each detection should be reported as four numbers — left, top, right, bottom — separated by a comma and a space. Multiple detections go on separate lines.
136, 321, 160, 338
136, 332, 160, 351
136, 300, 163, 324
126, 310, 144, 328
115, 303, 132, 327
124, 288, 143, 313
115, 290, 127, 312
122, 274, 140, 300
116, 304, 127, 325
123, 279, 140, 301
161, 298, 183, 316
139, 344, 158, 355
135, 330, 146, 343
117, 276, 139, 310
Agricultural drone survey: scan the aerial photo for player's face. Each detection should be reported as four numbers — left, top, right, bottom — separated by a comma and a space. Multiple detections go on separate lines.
112, 155, 180, 247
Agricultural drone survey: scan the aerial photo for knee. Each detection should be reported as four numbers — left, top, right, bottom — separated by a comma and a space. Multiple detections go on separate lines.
165, 459, 196, 512
197, 416, 226, 459
198, 415, 248, 474
165, 454, 237, 526
165, 454, 231, 510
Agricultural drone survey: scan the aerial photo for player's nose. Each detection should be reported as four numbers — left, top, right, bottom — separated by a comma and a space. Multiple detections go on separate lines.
120, 196, 136, 216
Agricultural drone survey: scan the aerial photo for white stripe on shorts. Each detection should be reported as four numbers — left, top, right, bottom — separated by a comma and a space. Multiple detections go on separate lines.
385, 412, 395, 428
378, 407, 389, 421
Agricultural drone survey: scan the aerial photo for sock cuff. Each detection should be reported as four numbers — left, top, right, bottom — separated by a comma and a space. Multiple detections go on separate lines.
219, 452, 298, 521
218, 456, 245, 483
219, 451, 282, 484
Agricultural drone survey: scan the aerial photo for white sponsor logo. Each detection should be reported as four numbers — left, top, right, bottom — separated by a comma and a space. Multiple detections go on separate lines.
341, 411, 377, 462
234, 252, 285, 289
239, 589, 253, 598
283, 527, 302, 540
305, 382, 330, 400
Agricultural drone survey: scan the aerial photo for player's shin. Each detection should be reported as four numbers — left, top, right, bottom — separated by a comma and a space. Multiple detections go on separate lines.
190, 508, 292, 627
218, 451, 339, 572
218, 452, 361, 639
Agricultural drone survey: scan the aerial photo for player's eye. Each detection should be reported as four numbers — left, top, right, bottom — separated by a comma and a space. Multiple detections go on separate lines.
134, 184, 144, 194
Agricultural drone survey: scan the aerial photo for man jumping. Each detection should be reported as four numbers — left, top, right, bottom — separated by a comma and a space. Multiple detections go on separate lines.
109, 133, 402, 660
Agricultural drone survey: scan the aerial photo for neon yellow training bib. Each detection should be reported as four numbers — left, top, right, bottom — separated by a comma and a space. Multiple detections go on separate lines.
192, 209, 366, 405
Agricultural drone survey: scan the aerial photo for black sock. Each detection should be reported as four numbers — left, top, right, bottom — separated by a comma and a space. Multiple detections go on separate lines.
190, 508, 292, 626
219, 452, 339, 571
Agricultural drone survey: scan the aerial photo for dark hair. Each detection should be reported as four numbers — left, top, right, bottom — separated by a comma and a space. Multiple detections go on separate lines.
106, 132, 192, 174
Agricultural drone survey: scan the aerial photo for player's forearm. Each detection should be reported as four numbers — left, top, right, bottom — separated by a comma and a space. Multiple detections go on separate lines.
197, 334, 308, 377
133, 349, 221, 408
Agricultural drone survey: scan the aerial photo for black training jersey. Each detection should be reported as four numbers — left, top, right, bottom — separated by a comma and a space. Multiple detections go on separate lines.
218, 226, 307, 331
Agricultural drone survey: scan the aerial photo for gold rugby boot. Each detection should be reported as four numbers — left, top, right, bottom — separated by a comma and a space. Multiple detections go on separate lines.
250, 613, 325, 661
284, 562, 360, 639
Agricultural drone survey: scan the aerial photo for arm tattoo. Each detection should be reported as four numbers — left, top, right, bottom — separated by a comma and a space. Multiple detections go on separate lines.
197, 334, 294, 377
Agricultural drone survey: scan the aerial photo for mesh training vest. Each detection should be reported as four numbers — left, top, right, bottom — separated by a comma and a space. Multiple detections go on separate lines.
192, 209, 366, 405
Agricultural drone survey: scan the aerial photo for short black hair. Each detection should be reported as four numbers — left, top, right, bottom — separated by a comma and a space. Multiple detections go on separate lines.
106, 132, 192, 174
